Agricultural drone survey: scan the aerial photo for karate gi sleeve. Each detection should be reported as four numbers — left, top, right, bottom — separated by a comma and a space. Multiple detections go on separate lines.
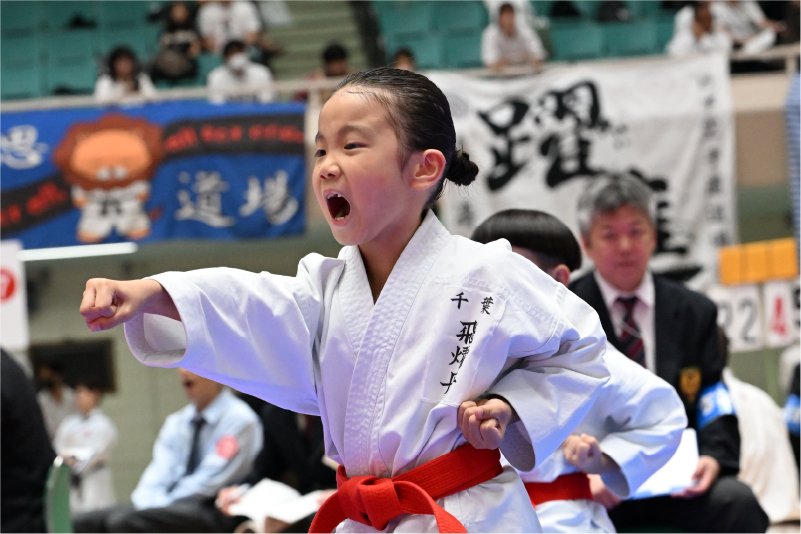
488, 283, 610, 472
594, 351, 687, 498
131, 414, 184, 510
481, 26, 500, 66
166, 411, 263, 503
125, 255, 343, 415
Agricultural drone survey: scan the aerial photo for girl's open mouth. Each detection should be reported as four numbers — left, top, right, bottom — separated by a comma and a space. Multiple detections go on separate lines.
326, 192, 351, 222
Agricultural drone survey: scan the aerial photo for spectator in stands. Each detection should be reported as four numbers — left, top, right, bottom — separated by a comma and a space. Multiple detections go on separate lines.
151, 1, 202, 83
37, 361, 78, 443
295, 43, 351, 102
392, 47, 416, 72
207, 39, 276, 103
569, 174, 769, 533
1, 350, 56, 533
197, 0, 262, 54
667, 1, 732, 56
711, 0, 785, 53
73, 369, 262, 533
94, 47, 157, 104
481, 2, 545, 72
54, 379, 118, 514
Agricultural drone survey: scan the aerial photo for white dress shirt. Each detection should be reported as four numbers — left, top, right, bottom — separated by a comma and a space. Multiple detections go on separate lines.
207, 62, 276, 104
197, 1, 262, 54
481, 21, 546, 67
594, 270, 657, 373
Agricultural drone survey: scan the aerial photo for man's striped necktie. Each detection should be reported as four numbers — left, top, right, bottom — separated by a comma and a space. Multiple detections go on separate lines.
616, 296, 645, 366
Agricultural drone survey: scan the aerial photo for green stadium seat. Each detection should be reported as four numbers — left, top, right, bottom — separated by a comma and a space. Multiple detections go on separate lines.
656, 17, 676, 52
44, 457, 74, 533
46, 30, 97, 63
378, 2, 432, 39
197, 53, 222, 82
1, 64, 42, 100
100, 27, 148, 59
603, 21, 658, 57
385, 34, 443, 70
434, 2, 487, 35
44, 1, 99, 30
573, 0, 600, 20
1, 1, 42, 35
550, 22, 603, 60
98, 1, 148, 28
531, 1, 556, 18
143, 24, 162, 55
625, 1, 663, 20
2, 35, 42, 66
443, 32, 483, 68
46, 59, 98, 95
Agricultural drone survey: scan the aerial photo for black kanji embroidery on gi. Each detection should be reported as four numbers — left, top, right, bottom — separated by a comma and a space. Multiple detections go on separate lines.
440, 371, 458, 394
480, 297, 494, 314
451, 292, 469, 309
449, 346, 469, 368
456, 321, 478, 344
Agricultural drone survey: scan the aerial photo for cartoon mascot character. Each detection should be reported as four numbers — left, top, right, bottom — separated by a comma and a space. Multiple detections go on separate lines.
53, 114, 163, 243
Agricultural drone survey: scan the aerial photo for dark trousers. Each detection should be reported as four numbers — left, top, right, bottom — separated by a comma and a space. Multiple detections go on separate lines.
609, 476, 769, 533
73, 499, 243, 533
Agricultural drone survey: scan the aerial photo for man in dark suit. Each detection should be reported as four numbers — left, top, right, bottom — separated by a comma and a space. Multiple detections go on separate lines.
569, 174, 768, 533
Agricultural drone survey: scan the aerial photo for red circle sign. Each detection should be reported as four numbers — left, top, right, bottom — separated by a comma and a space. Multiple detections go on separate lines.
0, 268, 16, 302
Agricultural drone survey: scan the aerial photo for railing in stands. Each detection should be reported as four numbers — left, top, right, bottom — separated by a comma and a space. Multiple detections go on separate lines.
1, 44, 797, 113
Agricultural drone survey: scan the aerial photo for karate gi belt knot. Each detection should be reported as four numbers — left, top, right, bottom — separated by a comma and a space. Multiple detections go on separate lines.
309, 445, 503, 533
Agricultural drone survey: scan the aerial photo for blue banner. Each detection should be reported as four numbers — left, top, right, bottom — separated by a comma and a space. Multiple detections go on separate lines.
1, 100, 306, 249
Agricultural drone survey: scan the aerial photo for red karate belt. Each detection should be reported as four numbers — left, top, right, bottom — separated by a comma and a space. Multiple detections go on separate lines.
309, 444, 503, 533
524, 473, 593, 506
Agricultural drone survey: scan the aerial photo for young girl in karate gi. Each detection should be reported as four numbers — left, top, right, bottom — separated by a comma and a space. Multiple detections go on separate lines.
54, 380, 118, 514
80, 68, 610, 533
471, 209, 687, 533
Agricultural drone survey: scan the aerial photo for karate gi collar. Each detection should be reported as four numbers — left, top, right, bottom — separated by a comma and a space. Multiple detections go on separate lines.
594, 269, 655, 313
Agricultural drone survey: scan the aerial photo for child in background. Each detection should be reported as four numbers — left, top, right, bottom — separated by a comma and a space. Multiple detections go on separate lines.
470, 209, 686, 533
80, 68, 609, 532
54, 380, 118, 514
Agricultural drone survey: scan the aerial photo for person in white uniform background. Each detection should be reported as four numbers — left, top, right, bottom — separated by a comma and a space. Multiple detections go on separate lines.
667, 1, 732, 57
54, 379, 118, 514
481, 2, 546, 71
72, 369, 262, 533
207, 39, 276, 104
79, 67, 611, 533
471, 209, 687, 533
36, 362, 78, 443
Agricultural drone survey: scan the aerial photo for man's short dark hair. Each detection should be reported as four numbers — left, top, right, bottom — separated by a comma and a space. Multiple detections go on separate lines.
74, 377, 103, 393
471, 209, 582, 272
222, 39, 247, 58
499, 3, 516, 15
323, 43, 348, 63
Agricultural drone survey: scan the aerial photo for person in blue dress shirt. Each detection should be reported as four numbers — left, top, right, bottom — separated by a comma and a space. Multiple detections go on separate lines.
74, 368, 262, 532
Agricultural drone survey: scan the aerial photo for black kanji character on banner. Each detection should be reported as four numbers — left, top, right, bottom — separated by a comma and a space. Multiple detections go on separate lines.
441, 371, 458, 394
450, 346, 469, 368
456, 321, 478, 344
481, 297, 493, 314
478, 99, 532, 191
451, 292, 469, 309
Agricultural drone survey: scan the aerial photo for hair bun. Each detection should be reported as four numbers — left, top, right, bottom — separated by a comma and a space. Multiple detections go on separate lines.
447, 149, 478, 186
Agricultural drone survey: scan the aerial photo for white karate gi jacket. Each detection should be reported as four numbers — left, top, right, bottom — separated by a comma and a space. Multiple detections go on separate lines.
521, 348, 687, 533
125, 211, 610, 532
54, 408, 118, 514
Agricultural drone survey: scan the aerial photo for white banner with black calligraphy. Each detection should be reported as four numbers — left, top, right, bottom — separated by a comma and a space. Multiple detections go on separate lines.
428, 54, 737, 288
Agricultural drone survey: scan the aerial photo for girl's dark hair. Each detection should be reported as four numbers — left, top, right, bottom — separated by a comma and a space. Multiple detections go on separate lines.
108, 46, 140, 86
165, 1, 195, 32
333, 67, 478, 207
471, 209, 582, 271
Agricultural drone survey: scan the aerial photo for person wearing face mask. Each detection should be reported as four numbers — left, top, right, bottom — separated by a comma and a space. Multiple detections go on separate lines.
37, 362, 78, 443
207, 39, 276, 104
